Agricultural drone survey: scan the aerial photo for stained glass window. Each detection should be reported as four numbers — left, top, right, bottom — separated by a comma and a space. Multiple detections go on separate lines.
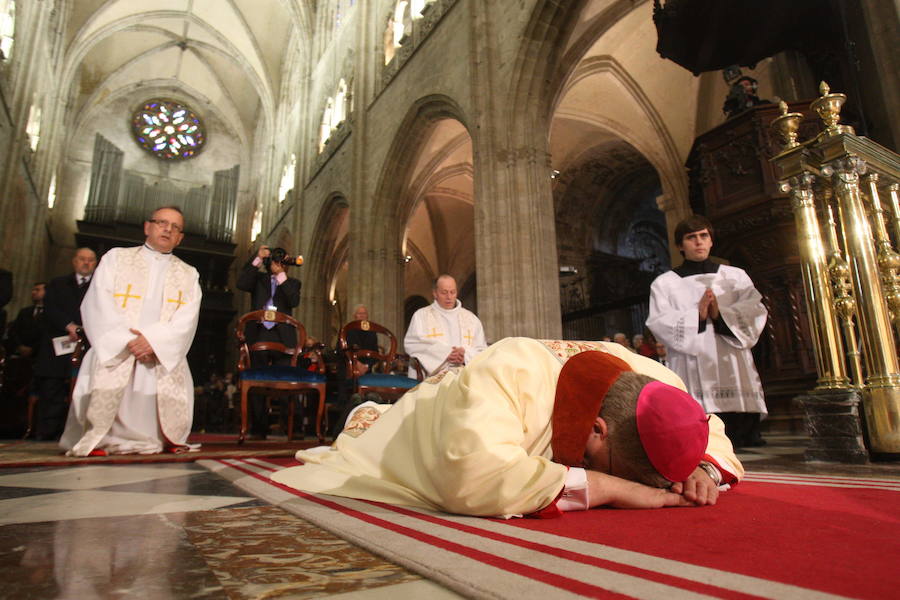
131, 99, 206, 160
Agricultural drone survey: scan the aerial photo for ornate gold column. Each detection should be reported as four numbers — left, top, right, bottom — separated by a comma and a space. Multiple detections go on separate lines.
829, 156, 900, 453
771, 103, 848, 389
864, 173, 900, 335
771, 83, 900, 457
824, 205, 864, 387
782, 171, 849, 388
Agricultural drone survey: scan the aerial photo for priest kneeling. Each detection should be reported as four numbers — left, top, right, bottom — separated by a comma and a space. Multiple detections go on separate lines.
272, 337, 743, 517
60, 206, 201, 456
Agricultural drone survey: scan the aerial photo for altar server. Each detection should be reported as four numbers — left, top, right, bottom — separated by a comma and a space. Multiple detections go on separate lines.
646, 214, 768, 448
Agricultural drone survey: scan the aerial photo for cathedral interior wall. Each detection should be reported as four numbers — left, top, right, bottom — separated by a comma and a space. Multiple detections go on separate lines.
0, 0, 897, 424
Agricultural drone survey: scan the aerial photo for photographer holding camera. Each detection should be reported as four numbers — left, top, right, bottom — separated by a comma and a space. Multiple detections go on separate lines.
236, 244, 302, 439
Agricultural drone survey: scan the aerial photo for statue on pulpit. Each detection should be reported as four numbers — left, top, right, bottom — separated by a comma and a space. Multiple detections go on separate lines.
722, 67, 771, 119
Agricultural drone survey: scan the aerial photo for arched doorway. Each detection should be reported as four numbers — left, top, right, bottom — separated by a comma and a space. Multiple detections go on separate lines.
553, 141, 667, 339
544, 1, 699, 340
307, 195, 349, 344
401, 118, 476, 324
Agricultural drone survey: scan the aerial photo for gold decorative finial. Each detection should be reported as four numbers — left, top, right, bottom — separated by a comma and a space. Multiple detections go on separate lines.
810, 80, 853, 137
771, 100, 804, 152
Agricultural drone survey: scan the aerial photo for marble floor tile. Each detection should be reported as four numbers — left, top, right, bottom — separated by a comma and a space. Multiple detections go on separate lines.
0, 514, 224, 599
183, 505, 423, 599
0, 464, 200, 491
94, 468, 255, 497
0, 490, 251, 525
0, 485, 63, 501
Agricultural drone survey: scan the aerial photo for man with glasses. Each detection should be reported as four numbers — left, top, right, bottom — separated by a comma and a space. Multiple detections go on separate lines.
60, 206, 201, 455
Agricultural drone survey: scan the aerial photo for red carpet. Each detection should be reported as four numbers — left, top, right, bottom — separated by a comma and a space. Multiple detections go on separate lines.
204, 457, 900, 600
0, 435, 319, 468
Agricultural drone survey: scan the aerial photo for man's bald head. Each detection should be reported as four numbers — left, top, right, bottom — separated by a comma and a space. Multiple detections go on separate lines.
432, 275, 458, 309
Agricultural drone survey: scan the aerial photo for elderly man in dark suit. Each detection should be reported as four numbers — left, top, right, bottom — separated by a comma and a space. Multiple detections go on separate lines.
33, 248, 97, 440
236, 244, 301, 439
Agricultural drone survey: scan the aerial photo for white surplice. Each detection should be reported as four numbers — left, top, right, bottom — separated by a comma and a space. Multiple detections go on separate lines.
403, 300, 487, 376
646, 265, 768, 415
59, 245, 201, 455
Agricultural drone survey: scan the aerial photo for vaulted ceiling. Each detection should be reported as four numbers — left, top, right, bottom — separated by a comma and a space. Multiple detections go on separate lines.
61, 0, 313, 146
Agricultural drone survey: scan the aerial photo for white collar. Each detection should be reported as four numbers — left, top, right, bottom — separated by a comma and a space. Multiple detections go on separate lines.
142, 243, 173, 261
432, 299, 461, 313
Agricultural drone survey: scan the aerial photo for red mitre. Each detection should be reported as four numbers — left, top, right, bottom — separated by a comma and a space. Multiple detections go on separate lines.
551, 351, 710, 482
551, 351, 630, 467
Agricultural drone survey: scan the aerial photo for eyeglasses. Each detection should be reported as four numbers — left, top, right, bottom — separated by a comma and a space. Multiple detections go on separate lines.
149, 219, 183, 233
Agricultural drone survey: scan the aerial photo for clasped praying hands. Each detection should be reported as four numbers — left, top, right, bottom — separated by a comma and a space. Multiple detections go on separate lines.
698, 288, 720, 321
127, 328, 158, 365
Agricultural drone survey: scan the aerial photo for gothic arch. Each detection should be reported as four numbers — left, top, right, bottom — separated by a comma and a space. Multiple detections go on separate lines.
365, 94, 472, 332
554, 55, 687, 205
306, 193, 350, 341
371, 94, 470, 221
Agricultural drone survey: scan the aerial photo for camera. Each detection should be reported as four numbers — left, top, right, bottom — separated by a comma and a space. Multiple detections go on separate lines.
263, 247, 304, 271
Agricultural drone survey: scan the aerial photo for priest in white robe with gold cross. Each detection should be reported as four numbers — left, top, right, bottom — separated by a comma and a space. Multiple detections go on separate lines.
60, 206, 201, 456
404, 274, 487, 377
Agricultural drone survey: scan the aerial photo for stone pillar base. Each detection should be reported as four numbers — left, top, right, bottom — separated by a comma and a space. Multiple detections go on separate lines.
794, 389, 870, 463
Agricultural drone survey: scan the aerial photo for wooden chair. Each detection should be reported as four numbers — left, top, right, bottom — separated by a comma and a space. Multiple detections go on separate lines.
236, 310, 327, 444
338, 320, 424, 403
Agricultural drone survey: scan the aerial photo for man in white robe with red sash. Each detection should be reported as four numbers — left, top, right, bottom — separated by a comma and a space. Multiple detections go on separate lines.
404, 274, 487, 377
272, 337, 743, 517
60, 206, 201, 456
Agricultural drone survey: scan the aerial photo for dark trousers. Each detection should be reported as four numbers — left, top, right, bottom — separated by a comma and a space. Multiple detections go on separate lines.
34, 376, 70, 441
717, 412, 764, 448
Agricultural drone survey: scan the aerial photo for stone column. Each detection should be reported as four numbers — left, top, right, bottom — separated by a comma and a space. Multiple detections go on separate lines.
656, 193, 690, 266
472, 136, 562, 341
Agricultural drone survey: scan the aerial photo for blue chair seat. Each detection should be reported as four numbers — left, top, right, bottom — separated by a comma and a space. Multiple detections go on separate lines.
358, 373, 419, 389
242, 366, 327, 383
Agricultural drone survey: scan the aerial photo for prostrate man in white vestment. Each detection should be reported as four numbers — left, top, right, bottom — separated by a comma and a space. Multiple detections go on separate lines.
404, 274, 487, 377
272, 337, 743, 518
646, 215, 768, 448
60, 206, 201, 456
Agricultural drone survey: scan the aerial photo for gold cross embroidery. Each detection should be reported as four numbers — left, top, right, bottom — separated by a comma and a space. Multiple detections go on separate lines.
167, 291, 187, 307
113, 284, 142, 308
425, 328, 443, 338
463, 330, 474, 344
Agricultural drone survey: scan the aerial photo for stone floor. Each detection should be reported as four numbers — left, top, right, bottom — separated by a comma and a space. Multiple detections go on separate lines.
0, 434, 897, 599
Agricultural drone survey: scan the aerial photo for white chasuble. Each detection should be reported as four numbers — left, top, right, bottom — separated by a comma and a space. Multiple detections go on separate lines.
646, 265, 768, 415
60, 246, 201, 456
271, 338, 743, 518
403, 300, 487, 376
